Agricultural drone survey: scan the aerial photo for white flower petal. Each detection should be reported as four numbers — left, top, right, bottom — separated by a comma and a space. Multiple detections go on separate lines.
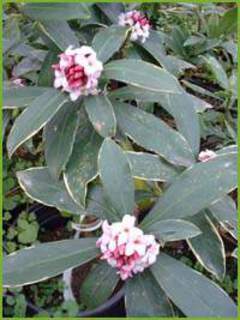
135, 243, 146, 256
54, 78, 63, 89
122, 215, 135, 228
69, 90, 81, 101
129, 227, 143, 240
118, 232, 128, 245
125, 243, 135, 256
108, 240, 117, 251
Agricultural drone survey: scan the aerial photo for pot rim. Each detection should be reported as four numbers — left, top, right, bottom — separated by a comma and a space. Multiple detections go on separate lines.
78, 287, 125, 317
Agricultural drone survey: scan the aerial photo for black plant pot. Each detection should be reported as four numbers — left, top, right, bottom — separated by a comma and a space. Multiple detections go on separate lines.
78, 288, 125, 317
4, 204, 126, 317
23, 287, 125, 317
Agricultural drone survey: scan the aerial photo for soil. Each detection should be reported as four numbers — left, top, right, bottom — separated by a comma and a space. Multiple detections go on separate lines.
71, 262, 94, 305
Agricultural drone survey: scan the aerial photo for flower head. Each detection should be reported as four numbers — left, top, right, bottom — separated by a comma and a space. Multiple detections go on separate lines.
118, 10, 150, 43
96, 215, 160, 280
52, 46, 103, 101
11, 78, 25, 87
198, 149, 217, 162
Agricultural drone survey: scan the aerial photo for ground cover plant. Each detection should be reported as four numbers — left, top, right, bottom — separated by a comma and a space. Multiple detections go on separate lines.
3, 2, 237, 317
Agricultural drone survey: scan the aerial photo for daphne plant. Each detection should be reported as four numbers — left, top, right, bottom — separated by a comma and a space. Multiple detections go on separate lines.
3, 2, 237, 317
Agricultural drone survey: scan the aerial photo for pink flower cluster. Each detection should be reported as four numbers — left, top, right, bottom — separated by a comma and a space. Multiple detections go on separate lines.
52, 46, 103, 101
12, 78, 25, 87
118, 10, 150, 43
96, 215, 160, 280
198, 149, 217, 162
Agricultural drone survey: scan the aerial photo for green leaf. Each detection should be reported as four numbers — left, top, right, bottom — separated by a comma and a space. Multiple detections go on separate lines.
10, 43, 46, 61
92, 25, 130, 63
17, 167, 82, 214
79, 4, 105, 28
224, 116, 236, 142
182, 79, 223, 102
137, 30, 166, 64
125, 270, 173, 316
3, 38, 17, 54
151, 253, 237, 317
138, 30, 194, 77
96, 3, 124, 24
4, 238, 99, 287
111, 88, 201, 156
184, 35, 205, 47
113, 101, 195, 167
81, 261, 119, 309
187, 212, 225, 280
188, 93, 213, 112
104, 59, 182, 94
21, 3, 90, 20
127, 45, 142, 60
194, 38, 223, 56
158, 93, 200, 156
216, 145, 237, 155
7, 90, 67, 157
229, 72, 237, 98
160, 55, 195, 78
38, 50, 58, 87
192, 39, 222, 56
44, 102, 79, 179
64, 125, 102, 207
84, 95, 116, 138
209, 195, 237, 239
232, 248, 237, 259
206, 15, 220, 38
83, 185, 119, 222
167, 26, 188, 58
37, 21, 79, 51
126, 151, 178, 182
141, 152, 237, 229
222, 40, 237, 63
3, 86, 47, 109
202, 55, 229, 90
12, 57, 41, 77
3, 17, 21, 53
98, 138, 135, 217
218, 7, 237, 36
110, 85, 154, 101
17, 220, 39, 244
144, 219, 201, 242
3, 110, 11, 138
110, 85, 212, 112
